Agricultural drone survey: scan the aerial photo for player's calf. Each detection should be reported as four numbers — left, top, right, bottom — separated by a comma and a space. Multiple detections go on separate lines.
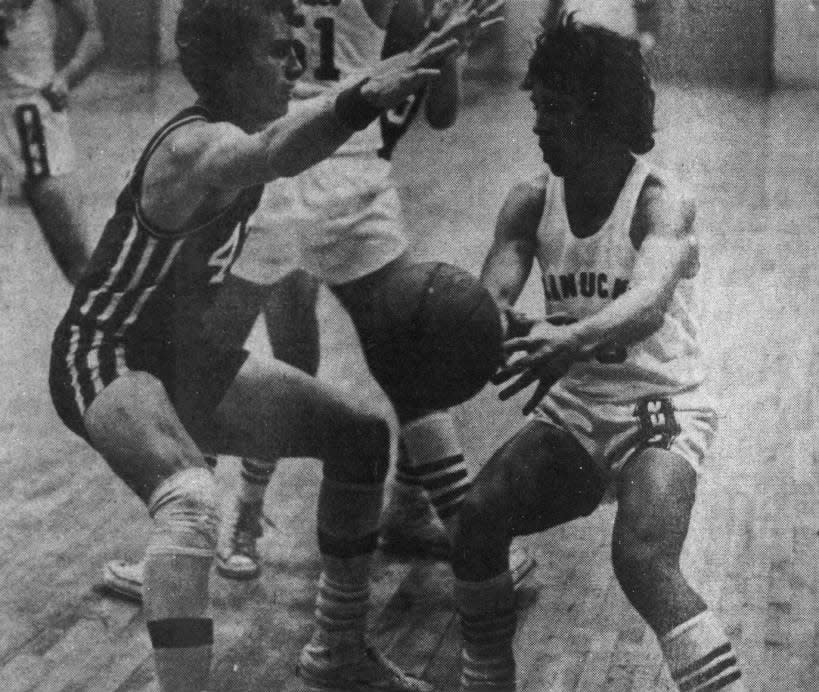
144, 467, 220, 692
614, 448, 745, 691
301, 419, 433, 690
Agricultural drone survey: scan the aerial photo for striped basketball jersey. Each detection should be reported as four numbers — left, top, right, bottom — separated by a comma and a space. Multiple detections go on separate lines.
0, 0, 56, 96
289, 0, 386, 154
535, 158, 705, 404
53, 105, 263, 410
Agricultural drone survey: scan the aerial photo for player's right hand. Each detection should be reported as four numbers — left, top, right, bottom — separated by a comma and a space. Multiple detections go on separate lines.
361, 15, 471, 109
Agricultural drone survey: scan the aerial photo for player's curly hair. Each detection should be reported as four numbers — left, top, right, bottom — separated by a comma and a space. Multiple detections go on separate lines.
523, 13, 655, 154
176, 0, 295, 103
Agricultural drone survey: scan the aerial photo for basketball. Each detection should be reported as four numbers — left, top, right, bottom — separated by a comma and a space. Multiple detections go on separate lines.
361, 262, 503, 410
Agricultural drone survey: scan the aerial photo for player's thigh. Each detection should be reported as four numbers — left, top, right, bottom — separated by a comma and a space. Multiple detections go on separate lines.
462, 419, 605, 538
330, 252, 414, 327
613, 447, 698, 559
201, 273, 274, 351
209, 356, 389, 481
263, 269, 321, 374
83, 370, 207, 503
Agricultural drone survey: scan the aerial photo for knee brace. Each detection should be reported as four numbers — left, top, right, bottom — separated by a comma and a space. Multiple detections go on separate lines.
147, 468, 220, 559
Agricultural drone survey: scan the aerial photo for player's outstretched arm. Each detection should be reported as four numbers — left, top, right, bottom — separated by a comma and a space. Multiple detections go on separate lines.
480, 179, 544, 334
140, 28, 464, 229
42, 0, 104, 110
497, 178, 698, 413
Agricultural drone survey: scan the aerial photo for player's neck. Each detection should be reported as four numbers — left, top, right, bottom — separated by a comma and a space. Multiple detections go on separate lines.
563, 149, 634, 237
564, 148, 634, 213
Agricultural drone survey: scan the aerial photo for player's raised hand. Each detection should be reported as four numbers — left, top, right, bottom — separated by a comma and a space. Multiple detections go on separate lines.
360, 18, 467, 109
426, 0, 505, 51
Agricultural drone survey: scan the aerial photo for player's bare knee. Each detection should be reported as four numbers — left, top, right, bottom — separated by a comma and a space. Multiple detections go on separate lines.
611, 518, 682, 589
147, 468, 220, 560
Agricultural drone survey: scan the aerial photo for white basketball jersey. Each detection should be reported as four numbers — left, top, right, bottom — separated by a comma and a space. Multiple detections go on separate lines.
0, 0, 56, 95
289, 0, 386, 154
535, 158, 705, 404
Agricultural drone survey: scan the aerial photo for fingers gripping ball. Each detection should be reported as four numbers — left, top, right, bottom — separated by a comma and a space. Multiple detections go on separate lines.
362, 262, 503, 410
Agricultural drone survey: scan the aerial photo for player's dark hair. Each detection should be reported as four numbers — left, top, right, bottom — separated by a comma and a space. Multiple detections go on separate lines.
176, 0, 294, 104
523, 13, 655, 154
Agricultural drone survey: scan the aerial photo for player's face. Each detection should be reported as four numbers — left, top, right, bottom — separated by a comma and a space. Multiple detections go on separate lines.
530, 83, 586, 177
235, 13, 304, 127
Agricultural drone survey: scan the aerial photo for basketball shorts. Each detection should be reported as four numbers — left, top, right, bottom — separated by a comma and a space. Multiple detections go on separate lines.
0, 91, 76, 194
49, 328, 248, 444
532, 384, 718, 482
232, 153, 408, 287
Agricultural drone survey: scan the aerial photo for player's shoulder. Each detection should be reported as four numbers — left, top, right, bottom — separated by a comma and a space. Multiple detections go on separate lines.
636, 164, 696, 238
504, 172, 548, 215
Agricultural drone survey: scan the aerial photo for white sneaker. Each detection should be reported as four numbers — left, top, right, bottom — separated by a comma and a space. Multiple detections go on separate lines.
299, 643, 435, 691
215, 499, 264, 580
102, 559, 144, 603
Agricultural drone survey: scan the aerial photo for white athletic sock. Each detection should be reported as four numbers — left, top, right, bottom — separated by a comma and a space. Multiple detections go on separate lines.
145, 468, 219, 692
399, 412, 471, 536
660, 611, 745, 691
307, 478, 383, 661
238, 457, 277, 504
456, 572, 517, 691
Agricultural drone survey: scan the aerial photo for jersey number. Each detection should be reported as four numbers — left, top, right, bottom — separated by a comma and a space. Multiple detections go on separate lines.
289, 12, 341, 81
14, 104, 50, 180
208, 223, 244, 285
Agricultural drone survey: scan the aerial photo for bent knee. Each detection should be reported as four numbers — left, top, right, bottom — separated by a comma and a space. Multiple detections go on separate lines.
148, 468, 220, 559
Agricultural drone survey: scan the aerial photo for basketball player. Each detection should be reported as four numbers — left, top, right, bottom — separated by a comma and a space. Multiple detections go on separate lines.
451, 16, 745, 692
101, 0, 534, 601
0, 0, 102, 283
48, 1, 471, 689
200, 0, 535, 584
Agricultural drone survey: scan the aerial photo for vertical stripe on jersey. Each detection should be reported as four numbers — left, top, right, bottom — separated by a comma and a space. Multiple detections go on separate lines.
98, 235, 161, 322
79, 222, 139, 317
117, 238, 184, 335
65, 325, 86, 414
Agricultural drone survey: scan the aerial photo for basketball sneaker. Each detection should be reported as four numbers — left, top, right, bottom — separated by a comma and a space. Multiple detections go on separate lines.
299, 643, 434, 691
215, 498, 264, 580
102, 559, 144, 603
379, 483, 451, 560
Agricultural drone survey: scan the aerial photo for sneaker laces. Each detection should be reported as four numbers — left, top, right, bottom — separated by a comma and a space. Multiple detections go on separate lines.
229, 501, 263, 559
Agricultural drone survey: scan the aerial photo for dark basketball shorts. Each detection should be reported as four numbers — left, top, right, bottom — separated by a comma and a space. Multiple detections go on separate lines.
49, 327, 248, 444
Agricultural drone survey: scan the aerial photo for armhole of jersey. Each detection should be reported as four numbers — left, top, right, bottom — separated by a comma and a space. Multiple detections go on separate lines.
629, 166, 667, 252
132, 109, 235, 240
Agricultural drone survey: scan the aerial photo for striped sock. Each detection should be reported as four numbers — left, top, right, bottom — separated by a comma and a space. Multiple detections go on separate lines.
148, 617, 213, 692
238, 457, 277, 504
307, 478, 383, 660
400, 412, 471, 533
456, 572, 517, 691
660, 611, 745, 691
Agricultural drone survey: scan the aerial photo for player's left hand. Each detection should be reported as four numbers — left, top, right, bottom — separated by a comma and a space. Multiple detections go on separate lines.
41, 73, 70, 112
493, 321, 583, 414
427, 0, 505, 54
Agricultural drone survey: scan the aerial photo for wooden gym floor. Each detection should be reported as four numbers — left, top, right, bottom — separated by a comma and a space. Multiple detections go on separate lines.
0, 70, 816, 691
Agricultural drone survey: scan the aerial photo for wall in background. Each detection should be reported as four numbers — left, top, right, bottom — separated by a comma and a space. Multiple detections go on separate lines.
58, 1, 815, 88
774, 0, 817, 87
